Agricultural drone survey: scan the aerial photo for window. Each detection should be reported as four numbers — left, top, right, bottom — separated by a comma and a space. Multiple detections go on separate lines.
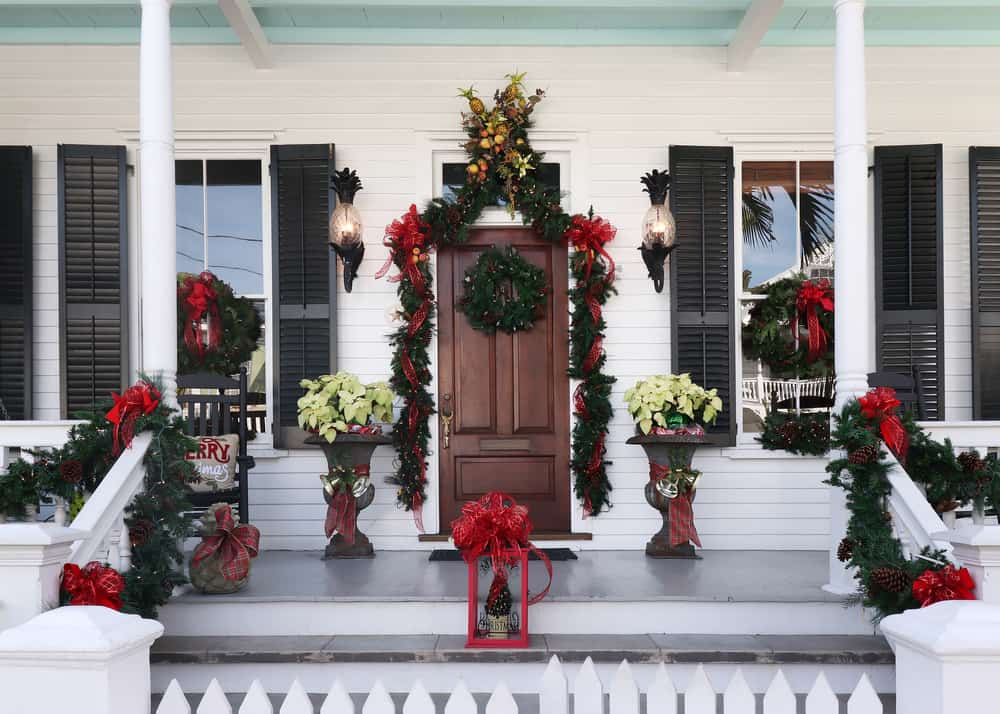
739, 160, 835, 433
175, 159, 268, 433
440, 162, 561, 204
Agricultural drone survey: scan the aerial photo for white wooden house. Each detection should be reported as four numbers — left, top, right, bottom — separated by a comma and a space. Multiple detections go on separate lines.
2, 1, 1000, 711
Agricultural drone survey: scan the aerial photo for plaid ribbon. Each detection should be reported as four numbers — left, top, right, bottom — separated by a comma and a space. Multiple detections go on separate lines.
324, 465, 370, 544
61, 561, 124, 610
191, 504, 260, 581
650, 463, 701, 548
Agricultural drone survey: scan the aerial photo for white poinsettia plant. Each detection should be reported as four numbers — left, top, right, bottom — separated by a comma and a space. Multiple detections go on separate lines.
297, 372, 395, 442
624, 373, 723, 434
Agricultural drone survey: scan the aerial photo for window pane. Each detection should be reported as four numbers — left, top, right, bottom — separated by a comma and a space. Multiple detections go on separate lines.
441, 162, 560, 205
206, 160, 263, 295
742, 161, 797, 289
175, 160, 204, 275
799, 161, 835, 278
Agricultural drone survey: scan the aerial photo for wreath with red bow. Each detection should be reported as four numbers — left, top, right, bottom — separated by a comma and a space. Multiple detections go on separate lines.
743, 275, 834, 378
176, 271, 262, 377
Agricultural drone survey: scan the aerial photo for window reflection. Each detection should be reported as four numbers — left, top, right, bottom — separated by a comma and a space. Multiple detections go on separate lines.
441, 162, 560, 204
742, 161, 797, 289
207, 161, 263, 295
175, 160, 204, 276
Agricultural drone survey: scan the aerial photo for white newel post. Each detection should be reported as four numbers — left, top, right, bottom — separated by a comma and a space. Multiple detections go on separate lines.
882, 601, 1000, 714
0, 524, 88, 631
0, 606, 163, 714
948, 525, 1000, 603
825, 0, 871, 595
139, 0, 178, 404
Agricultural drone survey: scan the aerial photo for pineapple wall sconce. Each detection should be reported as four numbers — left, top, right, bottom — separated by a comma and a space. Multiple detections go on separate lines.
329, 168, 365, 293
639, 170, 677, 293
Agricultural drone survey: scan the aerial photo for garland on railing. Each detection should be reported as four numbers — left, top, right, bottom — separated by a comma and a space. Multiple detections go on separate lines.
826, 390, 995, 620
0, 377, 196, 619
379, 73, 617, 523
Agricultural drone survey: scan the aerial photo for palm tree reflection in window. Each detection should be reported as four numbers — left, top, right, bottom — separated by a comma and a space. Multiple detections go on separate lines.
742, 161, 834, 290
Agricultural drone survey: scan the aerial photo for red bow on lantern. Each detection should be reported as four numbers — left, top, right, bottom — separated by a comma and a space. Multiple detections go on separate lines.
912, 565, 976, 607
61, 561, 125, 610
190, 504, 260, 581
105, 381, 161, 456
649, 463, 702, 548
858, 387, 910, 462
451, 492, 552, 605
178, 271, 223, 362
323, 465, 370, 545
794, 278, 834, 362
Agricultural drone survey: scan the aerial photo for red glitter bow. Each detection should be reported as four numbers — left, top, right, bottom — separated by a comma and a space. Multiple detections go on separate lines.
451, 492, 552, 605
105, 381, 161, 456
376, 204, 432, 296
191, 504, 260, 581
566, 215, 616, 374
912, 565, 976, 607
650, 463, 701, 547
61, 561, 124, 610
794, 278, 834, 362
178, 271, 223, 362
858, 387, 910, 462
324, 464, 370, 544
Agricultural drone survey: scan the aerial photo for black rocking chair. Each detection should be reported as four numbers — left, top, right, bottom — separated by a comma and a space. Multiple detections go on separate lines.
177, 368, 256, 521
868, 368, 926, 420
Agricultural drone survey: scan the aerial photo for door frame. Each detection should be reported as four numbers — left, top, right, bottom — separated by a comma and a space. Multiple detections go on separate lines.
413, 129, 591, 535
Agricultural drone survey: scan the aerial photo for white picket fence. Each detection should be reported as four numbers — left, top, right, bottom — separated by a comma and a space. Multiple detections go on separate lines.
155, 657, 884, 714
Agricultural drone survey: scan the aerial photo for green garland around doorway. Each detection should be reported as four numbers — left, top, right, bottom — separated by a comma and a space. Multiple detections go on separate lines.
376, 73, 619, 526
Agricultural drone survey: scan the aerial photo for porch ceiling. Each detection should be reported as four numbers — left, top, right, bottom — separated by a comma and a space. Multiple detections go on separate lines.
0, 0, 998, 46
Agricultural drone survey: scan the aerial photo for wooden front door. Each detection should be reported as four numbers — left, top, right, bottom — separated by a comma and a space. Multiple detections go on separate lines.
437, 227, 571, 532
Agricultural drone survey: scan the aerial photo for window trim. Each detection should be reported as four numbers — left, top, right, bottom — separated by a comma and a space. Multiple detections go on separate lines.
173, 145, 274, 448
733, 149, 834, 442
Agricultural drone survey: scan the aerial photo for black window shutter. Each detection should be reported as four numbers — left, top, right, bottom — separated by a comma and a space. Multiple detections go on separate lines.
669, 145, 736, 445
0, 147, 33, 420
970, 147, 1000, 420
874, 145, 945, 420
58, 145, 128, 417
270, 144, 336, 448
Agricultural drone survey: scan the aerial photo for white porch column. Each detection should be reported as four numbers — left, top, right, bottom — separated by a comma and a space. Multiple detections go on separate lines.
139, 0, 177, 403
825, 0, 871, 595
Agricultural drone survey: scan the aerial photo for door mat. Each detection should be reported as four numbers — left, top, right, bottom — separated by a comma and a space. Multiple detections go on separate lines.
429, 548, 578, 562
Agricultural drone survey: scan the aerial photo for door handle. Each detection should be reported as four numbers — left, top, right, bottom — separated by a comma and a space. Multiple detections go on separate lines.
441, 393, 454, 449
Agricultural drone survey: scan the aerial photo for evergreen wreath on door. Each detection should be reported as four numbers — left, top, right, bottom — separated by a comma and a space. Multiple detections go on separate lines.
458, 245, 549, 334
377, 73, 618, 528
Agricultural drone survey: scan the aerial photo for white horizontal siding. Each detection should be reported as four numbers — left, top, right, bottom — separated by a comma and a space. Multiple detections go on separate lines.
3, 43, 995, 548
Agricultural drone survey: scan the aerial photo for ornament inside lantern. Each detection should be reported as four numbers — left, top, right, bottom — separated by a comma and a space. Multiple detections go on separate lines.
467, 548, 530, 648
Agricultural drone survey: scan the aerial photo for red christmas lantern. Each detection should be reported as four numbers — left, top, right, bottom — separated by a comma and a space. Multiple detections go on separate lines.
452, 492, 551, 649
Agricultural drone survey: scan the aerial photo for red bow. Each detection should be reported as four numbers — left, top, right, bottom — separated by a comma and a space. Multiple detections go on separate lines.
794, 278, 834, 362
858, 387, 910, 462
566, 214, 616, 286
376, 205, 432, 296
650, 463, 701, 547
105, 381, 161, 456
324, 465, 370, 544
178, 271, 223, 362
912, 565, 976, 607
191, 505, 260, 581
451, 492, 552, 605
61, 562, 124, 610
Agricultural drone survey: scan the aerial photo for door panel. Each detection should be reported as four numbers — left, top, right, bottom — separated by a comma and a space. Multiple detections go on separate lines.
438, 227, 570, 532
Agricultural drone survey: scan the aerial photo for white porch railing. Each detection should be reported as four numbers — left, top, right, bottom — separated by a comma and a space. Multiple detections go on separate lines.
155, 658, 885, 714
68, 431, 152, 571
741, 377, 829, 418
885, 449, 954, 561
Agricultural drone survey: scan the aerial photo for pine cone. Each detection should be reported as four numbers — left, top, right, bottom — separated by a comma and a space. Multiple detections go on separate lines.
837, 538, 854, 563
848, 444, 879, 465
59, 459, 84, 484
959, 451, 986, 473
870, 567, 910, 594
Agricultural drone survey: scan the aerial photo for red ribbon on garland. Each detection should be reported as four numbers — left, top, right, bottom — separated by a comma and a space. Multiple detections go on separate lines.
650, 463, 701, 547
858, 386, 910, 462
178, 271, 224, 362
105, 381, 161, 456
451, 492, 552, 605
794, 278, 834, 363
190, 504, 261, 581
377, 205, 435, 533
324, 465, 370, 544
61, 561, 125, 610
566, 214, 616, 285
912, 565, 976, 607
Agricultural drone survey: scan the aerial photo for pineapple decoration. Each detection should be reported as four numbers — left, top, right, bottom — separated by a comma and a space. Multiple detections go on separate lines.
485, 572, 514, 638
457, 72, 545, 216
329, 167, 366, 293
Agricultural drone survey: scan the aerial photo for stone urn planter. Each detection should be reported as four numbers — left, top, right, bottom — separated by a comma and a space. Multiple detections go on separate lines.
626, 432, 706, 559
305, 432, 392, 559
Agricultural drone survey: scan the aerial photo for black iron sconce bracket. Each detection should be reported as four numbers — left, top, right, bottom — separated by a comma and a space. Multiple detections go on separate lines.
639, 243, 675, 294
332, 240, 365, 293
